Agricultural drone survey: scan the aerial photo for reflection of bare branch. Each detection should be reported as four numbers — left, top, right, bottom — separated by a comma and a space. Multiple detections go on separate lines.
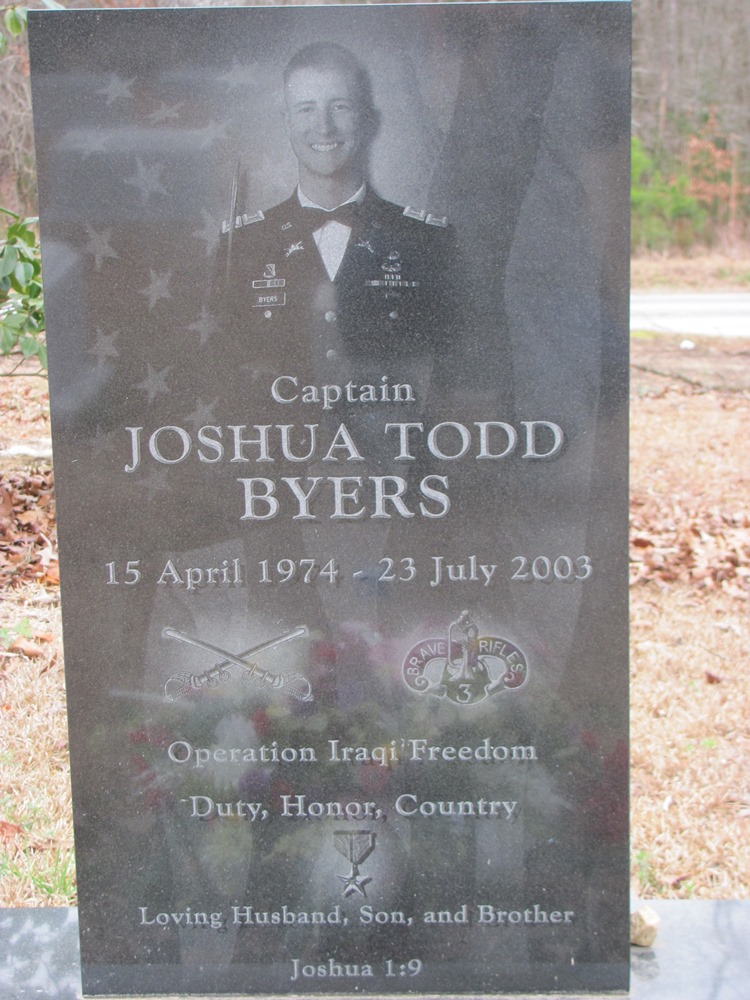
0, 38, 35, 214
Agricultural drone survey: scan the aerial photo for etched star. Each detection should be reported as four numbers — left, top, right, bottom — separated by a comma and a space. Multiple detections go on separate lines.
136, 363, 172, 402
337, 873, 372, 898
132, 467, 170, 499
192, 209, 221, 256
218, 58, 260, 92
187, 305, 219, 345
146, 101, 183, 124
140, 269, 172, 310
124, 157, 167, 205
249, 362, 276, 384
90, 425, 120, 457
195, 120, 228, 151
88, 328, 119, 365
84, 225, 119, 270
98, 74, 135, 105
64, 128, 109, 158
185, 398, 219, 430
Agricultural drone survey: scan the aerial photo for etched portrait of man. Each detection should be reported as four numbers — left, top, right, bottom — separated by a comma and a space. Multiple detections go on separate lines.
218, 42, 458, 379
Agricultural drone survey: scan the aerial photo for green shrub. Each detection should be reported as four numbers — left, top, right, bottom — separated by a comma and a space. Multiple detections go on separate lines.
631, 137, 708, 252
0, 208, 46, 373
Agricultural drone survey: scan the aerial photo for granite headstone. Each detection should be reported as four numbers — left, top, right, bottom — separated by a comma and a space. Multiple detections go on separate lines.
29, 2, 631, 995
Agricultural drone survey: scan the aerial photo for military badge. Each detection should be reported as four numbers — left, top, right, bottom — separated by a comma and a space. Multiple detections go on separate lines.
402, 206, 425, 222
334, 831, 376, 898
252, 266, 285, 291
403, 205, 450, 227
363, 248, 419, 289
402, 611, 528, 706
381, 250, 401, 273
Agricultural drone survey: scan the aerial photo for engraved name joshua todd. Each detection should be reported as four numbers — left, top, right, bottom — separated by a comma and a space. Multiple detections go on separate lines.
122, 377, 565, 521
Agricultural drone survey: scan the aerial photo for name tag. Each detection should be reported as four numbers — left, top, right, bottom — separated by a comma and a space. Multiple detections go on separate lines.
252, 291, 286, 308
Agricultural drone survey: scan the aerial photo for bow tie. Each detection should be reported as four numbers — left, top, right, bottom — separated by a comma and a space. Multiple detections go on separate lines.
301, 204, 359, 229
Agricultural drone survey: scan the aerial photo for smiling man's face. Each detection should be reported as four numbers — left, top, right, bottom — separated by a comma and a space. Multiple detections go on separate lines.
284, 64, 367, 187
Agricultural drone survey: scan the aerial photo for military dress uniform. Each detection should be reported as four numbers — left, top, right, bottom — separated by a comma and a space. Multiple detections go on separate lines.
218, 188, 458, 387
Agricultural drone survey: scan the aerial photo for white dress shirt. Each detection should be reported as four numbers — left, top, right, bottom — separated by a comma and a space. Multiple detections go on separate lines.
297, 185, 366, 281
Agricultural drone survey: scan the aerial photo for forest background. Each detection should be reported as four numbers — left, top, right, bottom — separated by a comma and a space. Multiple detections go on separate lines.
1, 0, 750, 906
3, 0, 750, 253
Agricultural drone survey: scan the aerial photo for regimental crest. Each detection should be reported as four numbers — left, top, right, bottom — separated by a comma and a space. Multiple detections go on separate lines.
402, 611, 528, 706
334, 831, 376, 898
363, 248, 419, 290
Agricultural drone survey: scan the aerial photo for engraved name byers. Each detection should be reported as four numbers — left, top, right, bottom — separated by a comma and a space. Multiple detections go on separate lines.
121, 397, 565, 521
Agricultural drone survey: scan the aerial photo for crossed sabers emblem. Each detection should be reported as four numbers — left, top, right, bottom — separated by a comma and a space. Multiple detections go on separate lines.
162, 625, 312, 703
334, 831, 376, 898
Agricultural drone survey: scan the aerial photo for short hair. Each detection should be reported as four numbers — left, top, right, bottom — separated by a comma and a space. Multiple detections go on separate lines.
283, 42, 376, 115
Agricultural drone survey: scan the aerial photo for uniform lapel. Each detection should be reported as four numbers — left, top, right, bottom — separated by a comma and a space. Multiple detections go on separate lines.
280, 202, 329, 284
335, 191, 383, 288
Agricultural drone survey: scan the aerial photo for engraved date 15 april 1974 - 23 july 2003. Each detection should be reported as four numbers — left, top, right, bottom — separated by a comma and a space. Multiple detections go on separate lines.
104, 553, 593, 590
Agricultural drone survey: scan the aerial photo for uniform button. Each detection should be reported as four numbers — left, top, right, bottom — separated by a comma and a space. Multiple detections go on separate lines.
263, 310, 272, 319
324, 310, 337, 323
389, 310, 399, 320
326, 349, 337, 361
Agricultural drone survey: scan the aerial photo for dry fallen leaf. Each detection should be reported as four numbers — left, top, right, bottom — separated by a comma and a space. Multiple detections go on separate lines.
8, 639, 47, 659
0, 469, 57, 588
16, 510, 41, 526
0, 487, 14, 522
0, 820, 24, 844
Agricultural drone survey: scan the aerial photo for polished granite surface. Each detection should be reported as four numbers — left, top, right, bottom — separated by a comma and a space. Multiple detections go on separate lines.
1, 901, 749, 999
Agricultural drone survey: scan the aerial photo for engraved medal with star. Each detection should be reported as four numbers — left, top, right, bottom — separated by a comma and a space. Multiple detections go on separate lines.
334, 831, 376, 898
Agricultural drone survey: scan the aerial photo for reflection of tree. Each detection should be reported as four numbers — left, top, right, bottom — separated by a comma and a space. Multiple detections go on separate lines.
0, 909, 81, 999
99, 614, 557, 970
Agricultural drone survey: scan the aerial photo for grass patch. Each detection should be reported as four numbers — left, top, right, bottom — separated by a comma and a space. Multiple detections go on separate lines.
0, 581, 74, 907
0, 618, 34, 645
0, 845, 76, 903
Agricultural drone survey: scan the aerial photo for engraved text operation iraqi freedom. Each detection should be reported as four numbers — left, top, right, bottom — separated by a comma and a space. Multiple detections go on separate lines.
122, 43, 567, 519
